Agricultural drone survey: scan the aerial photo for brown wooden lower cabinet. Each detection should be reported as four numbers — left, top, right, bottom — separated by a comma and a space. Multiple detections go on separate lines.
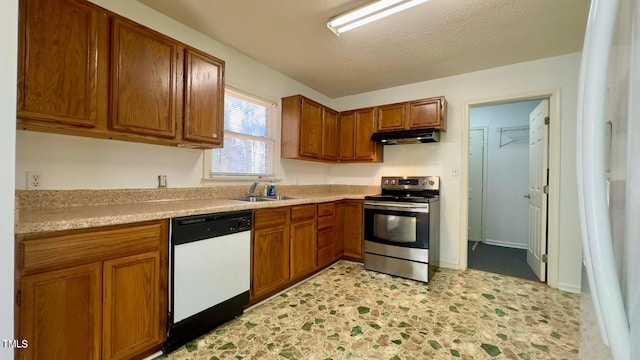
250, 201, 364, 304
289, 205, 317, 281
251, 207, 290, 301
103, 251, 163, 360
19, 262, 103, 360
15, 220, 168, 360
337, 200, 364, 262
317, 202, 337, 268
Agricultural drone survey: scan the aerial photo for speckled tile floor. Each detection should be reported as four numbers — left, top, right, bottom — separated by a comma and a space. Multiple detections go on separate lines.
160, 261, 580, 360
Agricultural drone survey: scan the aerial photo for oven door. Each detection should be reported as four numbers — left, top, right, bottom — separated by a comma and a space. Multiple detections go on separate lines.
364, 201, 430, 249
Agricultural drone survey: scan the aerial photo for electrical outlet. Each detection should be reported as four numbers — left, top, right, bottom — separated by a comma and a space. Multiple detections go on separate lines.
26, 171, 42, 190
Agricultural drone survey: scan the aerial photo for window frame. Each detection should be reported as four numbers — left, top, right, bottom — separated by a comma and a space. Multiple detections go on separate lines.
203, 87, 280, 183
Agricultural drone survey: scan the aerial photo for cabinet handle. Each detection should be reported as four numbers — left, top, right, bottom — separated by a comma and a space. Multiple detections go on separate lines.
212, 133, 218, 138
524, 194, 531, 199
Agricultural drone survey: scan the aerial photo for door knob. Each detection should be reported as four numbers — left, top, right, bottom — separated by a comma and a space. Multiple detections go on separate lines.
524, 194, 531, 199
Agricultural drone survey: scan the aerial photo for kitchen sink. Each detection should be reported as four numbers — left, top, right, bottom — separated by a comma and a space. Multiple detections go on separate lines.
232, 195, 298, 202
233, 196, 272, 202
261, 195, 298, 201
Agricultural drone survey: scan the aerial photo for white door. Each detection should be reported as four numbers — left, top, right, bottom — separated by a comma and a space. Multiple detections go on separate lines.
527, 99, 549, 281
468, 128, 485, 242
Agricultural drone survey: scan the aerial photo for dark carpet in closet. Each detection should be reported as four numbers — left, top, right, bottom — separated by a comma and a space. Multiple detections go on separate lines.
468, 241, 539, 281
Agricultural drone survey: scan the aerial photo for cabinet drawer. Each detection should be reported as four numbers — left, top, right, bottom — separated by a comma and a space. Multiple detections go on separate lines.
317, 227, 334, 249
317, 247, 334, 268
254, 207, 289, 229
317, 215, 334, 231
291, 204, 316, 221
317, 203, 335, 217
19, 220, 165, 274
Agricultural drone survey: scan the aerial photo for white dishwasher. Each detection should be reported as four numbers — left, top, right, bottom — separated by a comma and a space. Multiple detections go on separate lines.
164, 210, 251, 354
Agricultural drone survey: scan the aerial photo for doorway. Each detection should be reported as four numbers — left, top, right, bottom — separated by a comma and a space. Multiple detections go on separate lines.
466, 99, 548, 282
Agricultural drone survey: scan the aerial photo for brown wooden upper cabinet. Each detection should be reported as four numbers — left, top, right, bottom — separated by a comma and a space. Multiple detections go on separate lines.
299, 98, 323, 158
282, 95, 383, 164
16, 0, 225, 149
183, 48, 225, 146
281, 95, 339, 162
376, 103, 406, 132
338, 111, 356, 161
375, 96, 447, 132
282, 94, 446, 164
110, 17, 178, 139
17, 0, 107, 128
408, 97, 447, 130
321, 108, 339, 161
354, 108, 381, 161
339, 108, 383, 163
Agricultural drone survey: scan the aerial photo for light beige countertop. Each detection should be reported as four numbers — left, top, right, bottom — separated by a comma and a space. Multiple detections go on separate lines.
15, 185, 378, 235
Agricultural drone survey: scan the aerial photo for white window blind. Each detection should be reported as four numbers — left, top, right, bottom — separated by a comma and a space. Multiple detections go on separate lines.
209, 89, 276, 177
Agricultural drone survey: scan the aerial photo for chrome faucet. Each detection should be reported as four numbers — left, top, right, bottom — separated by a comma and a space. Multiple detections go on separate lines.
248, 181, 259, 197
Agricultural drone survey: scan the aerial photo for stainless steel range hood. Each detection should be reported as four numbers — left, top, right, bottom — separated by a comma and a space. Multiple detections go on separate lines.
370, 129, 440, 145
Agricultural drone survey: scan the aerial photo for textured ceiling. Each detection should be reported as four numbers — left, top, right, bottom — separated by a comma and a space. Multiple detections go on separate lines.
137, 0, 590, 98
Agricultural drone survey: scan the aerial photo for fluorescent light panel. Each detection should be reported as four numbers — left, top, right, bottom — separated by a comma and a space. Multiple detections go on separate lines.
328, 0, 429, 35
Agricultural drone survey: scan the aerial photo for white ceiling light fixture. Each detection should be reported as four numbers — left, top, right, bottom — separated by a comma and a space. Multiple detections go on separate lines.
327, 0, 430, 36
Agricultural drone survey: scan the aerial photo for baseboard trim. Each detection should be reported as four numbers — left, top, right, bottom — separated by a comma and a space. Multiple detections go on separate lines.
484, 239, 528, 250
558, 282, 581, 294
437, 261, 459, 270
143, 351, 162, 360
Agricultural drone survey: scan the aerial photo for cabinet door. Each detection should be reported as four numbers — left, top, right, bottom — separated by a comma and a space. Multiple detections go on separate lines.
334, 203, 345, 260
354, 108, 377, 161
322, 108, 339, 161
317, 221, 335, 267
376, 103, 406, 131
18, 263, 102, 360
111, 17, 178, 139
408, 98, 444, 130
103, 252, 163, 360
299, 98, 323, 158
338, 112, 356, 161
252, 225, 290, 299
18, 0, 102, 127
342, 202, 364, 262
183, 48, 225, 146
290, 219, 317, 280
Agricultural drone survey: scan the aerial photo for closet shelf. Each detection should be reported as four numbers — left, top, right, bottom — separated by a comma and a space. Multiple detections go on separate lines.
497, 126, 529, 148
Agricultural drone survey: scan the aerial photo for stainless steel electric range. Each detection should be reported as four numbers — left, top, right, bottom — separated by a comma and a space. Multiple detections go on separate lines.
363, 176, 440, 282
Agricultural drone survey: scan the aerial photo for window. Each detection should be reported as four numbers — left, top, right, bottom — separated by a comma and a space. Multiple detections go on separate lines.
206, 89, 277, 178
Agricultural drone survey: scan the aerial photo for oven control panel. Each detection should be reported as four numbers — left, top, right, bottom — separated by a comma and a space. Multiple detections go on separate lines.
381, 176, 439, 190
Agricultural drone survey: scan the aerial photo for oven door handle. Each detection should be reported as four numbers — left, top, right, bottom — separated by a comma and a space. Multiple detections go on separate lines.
364, 202, 430, 213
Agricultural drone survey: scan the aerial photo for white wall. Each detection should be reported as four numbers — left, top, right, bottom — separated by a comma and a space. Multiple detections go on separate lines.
16, 131, 205, 189
1, 1, 17, 359
470, 100, 540, 248
331, 53, 582, 291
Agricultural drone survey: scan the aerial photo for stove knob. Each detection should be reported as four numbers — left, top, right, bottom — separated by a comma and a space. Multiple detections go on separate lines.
429, 180, 435, 186
391, 179, 396, 185
384, 179, 389, 185
422, 179, 428, 185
